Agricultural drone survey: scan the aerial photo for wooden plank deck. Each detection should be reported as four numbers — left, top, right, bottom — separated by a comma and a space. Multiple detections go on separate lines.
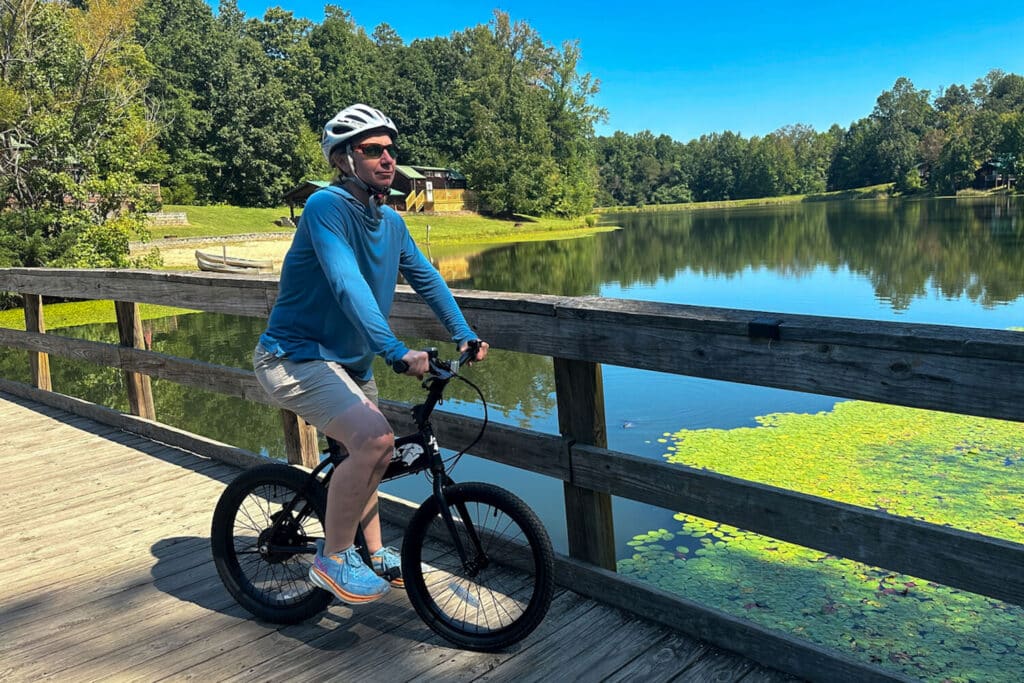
0, 392, 798, 682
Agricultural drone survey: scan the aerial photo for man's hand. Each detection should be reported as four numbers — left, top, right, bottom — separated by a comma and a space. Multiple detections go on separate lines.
399, 349, 430, 378
459, 339, 489, 364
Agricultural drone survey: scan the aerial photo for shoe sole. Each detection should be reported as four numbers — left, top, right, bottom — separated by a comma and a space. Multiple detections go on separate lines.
309, 566, 390, 605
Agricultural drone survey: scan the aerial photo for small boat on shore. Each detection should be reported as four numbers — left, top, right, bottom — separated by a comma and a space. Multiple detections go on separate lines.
195, 249, 274, 273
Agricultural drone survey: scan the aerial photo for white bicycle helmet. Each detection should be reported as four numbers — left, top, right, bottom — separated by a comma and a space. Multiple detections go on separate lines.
321, 104, 398, 164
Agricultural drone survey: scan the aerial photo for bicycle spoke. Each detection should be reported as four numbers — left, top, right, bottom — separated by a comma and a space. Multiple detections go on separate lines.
416, 506, 533, 633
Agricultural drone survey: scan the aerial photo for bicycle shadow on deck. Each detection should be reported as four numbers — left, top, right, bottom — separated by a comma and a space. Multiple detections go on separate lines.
148, 535, 433, 652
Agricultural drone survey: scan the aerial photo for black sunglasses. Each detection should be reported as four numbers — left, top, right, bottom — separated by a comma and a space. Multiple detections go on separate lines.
352, 143, 398, 159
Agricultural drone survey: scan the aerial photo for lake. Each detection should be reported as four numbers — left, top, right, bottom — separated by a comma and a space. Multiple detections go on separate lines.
4, 196, 1022, 679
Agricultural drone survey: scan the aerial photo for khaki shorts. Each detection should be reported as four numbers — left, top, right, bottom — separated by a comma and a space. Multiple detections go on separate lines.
253, 343, 378, 432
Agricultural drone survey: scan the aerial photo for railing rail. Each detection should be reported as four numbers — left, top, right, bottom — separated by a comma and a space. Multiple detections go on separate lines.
404, 189, 425, 211
1, 267, 1021, 683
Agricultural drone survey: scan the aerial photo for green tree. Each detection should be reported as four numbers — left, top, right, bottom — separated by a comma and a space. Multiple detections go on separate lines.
361, 22, 448, 167
829, 118, 884, 190
775, 124, 836, 194
994, 112, 1024, 185
450, 12, 604, 217
248, 7, 317, 117
934, 83, 975, 119
203, 0, 311, 206
457, 13, 558, 216
690, 131, 747, 201
969, 109, 1003, 163
872, 77, 933, 190
400, 36, 473, 166
738, 133, 798, 198
596, 131, 662, 206
980, 71, 1024, 113
307, 6, 377, 129
539, 39, 605, 216
1, 0, 158, 269
135, 0, 221, 203
933, 126, 974, 194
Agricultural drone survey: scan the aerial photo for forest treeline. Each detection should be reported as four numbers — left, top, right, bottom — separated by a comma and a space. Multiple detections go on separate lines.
598, 72, 1024, 206
1, 0, 1022, 270
1, 0, 602, 269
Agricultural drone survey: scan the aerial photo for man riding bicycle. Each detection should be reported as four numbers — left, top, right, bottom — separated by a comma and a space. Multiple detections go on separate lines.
253, 103, 488, 605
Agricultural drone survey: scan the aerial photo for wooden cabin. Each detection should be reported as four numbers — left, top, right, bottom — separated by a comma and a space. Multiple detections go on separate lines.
391, 165, 478, 212
973, 160, 1015, 190
974, 162, 1001, 190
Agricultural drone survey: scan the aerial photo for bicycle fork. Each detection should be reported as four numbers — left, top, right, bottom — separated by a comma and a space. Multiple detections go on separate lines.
432, 474, 490, 576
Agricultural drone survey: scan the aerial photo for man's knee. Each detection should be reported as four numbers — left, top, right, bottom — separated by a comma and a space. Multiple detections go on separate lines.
362, 430, 395, 469
345, 412, 394, 469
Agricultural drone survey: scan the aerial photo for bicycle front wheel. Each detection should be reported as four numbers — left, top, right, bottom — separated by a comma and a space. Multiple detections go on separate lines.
402, 482, 555, 651
210, 464, 331, 624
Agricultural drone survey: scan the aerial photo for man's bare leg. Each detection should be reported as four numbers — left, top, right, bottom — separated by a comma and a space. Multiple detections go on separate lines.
321, 401, 393, 555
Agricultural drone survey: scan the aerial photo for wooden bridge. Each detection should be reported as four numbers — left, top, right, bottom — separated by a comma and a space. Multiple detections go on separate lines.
1, 267, 1022, 682
0, 391, 791, 682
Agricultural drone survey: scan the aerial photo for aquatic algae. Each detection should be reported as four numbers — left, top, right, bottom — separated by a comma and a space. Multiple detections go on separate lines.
663, 400, 1023, 540
619, 400, 1024, 681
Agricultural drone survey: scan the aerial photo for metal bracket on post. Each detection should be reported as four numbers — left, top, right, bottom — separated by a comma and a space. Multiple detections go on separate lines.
748, 317, 783, 341
560, 435, 577, 483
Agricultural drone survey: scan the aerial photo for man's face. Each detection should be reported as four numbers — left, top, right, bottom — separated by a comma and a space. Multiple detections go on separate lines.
349, 133, 396, 187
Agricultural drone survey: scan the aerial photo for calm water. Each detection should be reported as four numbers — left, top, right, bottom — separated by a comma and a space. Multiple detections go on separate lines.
4, 197, 1023, 555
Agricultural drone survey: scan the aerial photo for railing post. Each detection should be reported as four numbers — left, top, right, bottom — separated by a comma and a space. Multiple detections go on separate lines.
553, 357, 617, 571
22, 293, 51, 391
114, 301, 155, 420
281, 409, 319, 468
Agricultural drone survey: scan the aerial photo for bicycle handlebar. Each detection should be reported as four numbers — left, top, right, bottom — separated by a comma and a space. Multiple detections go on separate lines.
391, 339, 482, 376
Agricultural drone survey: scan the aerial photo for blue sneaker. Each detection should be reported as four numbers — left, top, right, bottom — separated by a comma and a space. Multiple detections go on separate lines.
309, 540, 390, 605
370, 546, 404, 589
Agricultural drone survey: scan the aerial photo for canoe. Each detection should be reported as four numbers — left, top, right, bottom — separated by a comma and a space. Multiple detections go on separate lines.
195, 250, 274, 273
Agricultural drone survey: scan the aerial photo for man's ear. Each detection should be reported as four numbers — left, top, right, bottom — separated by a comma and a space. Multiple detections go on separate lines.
330, 149, 350, 174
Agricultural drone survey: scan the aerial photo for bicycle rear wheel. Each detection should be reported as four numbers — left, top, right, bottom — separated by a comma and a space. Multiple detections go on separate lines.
402, 482, 555, 651
210, 464, 331, 623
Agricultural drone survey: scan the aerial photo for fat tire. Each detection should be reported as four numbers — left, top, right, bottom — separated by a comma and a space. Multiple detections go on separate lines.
402, 482, 555, 651
211, 464, 331, 624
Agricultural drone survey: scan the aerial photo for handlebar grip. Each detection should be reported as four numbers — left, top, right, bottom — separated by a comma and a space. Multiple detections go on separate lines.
393, 348, 435, 374
460, 339, 482, 365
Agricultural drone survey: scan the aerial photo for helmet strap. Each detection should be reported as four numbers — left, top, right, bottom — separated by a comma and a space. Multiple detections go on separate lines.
342, 150, 389, 212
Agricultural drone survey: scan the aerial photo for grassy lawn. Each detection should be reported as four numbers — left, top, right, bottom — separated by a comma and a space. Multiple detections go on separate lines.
0, 300, 192, 330
401, 212, 614, 246
150, 205, 297, 239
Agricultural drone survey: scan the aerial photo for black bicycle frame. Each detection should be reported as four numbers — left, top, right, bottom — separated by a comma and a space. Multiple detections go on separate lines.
267, 354, 488, 569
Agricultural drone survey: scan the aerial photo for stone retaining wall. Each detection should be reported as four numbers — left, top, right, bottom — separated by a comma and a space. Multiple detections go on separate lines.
146, 211, 189, 226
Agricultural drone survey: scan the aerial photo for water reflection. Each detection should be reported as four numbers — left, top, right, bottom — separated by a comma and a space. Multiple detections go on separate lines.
455, 198, 1024, 312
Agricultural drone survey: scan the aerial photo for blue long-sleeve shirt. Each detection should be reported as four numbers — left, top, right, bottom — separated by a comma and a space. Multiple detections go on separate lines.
259, 185, 476, 380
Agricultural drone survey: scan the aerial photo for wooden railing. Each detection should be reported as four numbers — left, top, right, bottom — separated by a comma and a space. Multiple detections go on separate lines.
432, 188, 478, 212
404, 190, 425, 212
1, 267, 1022, 683
401, 189, 477, 212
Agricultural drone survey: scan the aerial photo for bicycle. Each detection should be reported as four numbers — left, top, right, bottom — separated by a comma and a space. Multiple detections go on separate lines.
210, 342, 555, 651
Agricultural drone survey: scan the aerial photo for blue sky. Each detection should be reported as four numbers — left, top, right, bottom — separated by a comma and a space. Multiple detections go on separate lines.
228, 1, 1024, 141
